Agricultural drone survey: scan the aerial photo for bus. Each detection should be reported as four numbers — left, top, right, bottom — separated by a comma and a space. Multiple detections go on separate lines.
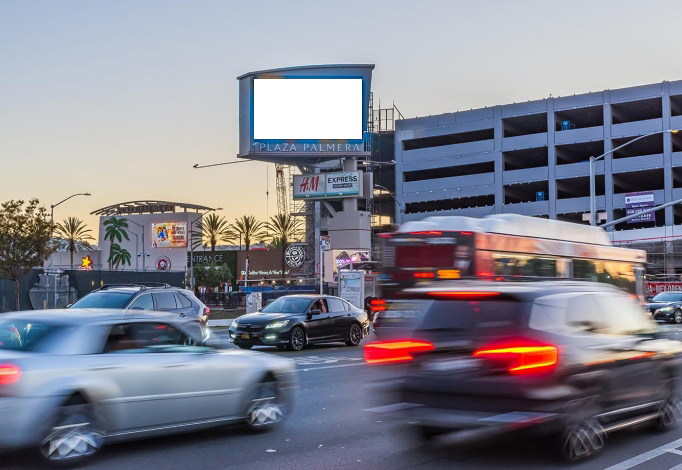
378, 214, 647, 300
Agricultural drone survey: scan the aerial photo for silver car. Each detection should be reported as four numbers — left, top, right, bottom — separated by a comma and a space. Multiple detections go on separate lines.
0, 310, 297, 466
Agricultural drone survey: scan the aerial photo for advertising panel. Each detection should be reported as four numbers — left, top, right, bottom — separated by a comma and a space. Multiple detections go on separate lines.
625, 191, 655, 224
339, 271, 365, 308
151, 222, 188, 248
254, 79, 362, 140
646, 282, 682, 296
293, 172, 362, 199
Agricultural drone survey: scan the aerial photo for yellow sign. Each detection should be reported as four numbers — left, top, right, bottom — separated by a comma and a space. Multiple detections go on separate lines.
81, 255, 93, 270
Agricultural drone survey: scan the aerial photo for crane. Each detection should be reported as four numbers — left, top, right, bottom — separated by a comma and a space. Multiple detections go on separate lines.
275, 163, 288, 216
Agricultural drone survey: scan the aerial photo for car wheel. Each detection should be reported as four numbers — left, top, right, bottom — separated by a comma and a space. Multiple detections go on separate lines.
345, 323, 362, 346
245, 378, 287, 431
39, 399, 104, 467
237, 343, 253, 350
559, 397, 605, 461
674, 311, 682, 324
654, 378, 682, 431
288, 327, 305, 351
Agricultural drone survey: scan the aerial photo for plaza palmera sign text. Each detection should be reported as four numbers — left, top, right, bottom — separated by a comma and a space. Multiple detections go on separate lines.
253, 142, 364, 153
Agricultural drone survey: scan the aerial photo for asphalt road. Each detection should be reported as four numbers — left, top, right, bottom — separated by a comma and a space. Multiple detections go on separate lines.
7, 327, 682, 470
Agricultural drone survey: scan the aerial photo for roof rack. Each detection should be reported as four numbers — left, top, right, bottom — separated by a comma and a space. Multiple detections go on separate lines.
94, 283, 171, 292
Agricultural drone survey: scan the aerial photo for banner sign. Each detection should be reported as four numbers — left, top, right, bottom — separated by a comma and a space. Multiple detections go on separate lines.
293, 171, 362, 199
151, 222, 188, 248
625, 191, 654, 224
646, 282, 682, 296
339, 271, 365, 308
117, 204, 175, 215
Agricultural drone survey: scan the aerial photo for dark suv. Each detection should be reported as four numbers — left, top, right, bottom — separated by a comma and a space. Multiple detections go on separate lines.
70, 283, 210, 336
366, 281, 682, 461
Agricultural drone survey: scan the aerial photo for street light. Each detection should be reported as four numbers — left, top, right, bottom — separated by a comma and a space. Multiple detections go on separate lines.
126, 219, 146, 272
189, 207, 222, 291
50, 192, 91, 227
374, 184, 405, 225
361, 160, 396, 166
123, 228, 139, 271
589, 129, 678, 226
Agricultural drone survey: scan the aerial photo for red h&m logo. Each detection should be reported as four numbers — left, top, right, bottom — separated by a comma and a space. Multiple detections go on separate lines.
299, 176, 320, 193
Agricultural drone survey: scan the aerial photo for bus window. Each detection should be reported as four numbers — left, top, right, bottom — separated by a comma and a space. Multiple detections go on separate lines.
492, 253, 557, 278
573, 259, 635, 294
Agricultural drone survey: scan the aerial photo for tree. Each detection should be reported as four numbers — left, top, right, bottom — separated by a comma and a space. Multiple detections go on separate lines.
266, 214, 302, 280
103, 216, 129, 270
56, 217, 94, 269
0, 199, 54, 310
191, 213, 234, 260
230, 215, 267, 282
192, 263, 232, 289
108, 244, 132, 270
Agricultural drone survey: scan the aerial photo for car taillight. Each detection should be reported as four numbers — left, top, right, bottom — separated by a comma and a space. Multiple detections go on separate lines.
414, 272, 435, 279
473, 342, 558, 375
364, 340, 435, 364
205, 307, 211, 315
0, 364, 21, 385
370, 299, 386, 312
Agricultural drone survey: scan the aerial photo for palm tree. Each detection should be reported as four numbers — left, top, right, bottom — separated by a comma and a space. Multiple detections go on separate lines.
230, 215, 267, 282
266, 214, 302, 279
108, 243, 132, 270
56, 217, 95, 268
103, 216, 130, 270
191, 213, 234, 261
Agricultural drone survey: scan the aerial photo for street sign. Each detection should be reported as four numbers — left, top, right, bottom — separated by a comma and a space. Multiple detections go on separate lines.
320, 235, 331, 251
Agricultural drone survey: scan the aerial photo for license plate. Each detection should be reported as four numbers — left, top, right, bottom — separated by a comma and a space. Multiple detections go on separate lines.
422, 358, 480, 373
241, 334, 249, 339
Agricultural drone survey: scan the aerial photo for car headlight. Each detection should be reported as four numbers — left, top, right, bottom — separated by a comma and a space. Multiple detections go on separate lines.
265, 320, 290, 329
658, 306, 674, 313
230, 319, 239, 329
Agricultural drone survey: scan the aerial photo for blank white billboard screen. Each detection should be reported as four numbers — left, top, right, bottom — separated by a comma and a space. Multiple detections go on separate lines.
253, 78, 363, 140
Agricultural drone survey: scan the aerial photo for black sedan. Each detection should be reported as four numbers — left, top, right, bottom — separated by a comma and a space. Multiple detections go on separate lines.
646, 291, 682, 323
229, 295, 369, 351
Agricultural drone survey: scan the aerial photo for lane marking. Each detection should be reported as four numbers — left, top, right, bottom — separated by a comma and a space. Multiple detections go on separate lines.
299, 362, 366, 372
603, 436, 682, 470
669, 449, 682, 456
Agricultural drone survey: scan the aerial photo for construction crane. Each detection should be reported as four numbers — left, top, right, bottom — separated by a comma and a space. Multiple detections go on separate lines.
275, 163, 288, 216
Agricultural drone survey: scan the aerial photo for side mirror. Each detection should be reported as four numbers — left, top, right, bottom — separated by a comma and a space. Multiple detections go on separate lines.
310, 309, 321, 315
257, 308, 263, 312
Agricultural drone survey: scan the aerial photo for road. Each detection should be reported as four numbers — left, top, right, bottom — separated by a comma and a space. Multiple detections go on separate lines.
6, 328, 682, 470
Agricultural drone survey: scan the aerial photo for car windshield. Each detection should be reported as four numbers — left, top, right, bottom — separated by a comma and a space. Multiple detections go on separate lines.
651, 292, 682, 302
262, 297, 312, 314
71, 292, 134, 309
0, 320, 64, 351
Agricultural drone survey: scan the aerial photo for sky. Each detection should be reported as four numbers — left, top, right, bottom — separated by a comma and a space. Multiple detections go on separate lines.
2, 0, 682, 238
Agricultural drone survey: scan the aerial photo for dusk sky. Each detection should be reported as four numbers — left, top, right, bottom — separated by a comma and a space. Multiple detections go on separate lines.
2, 0, 681, 239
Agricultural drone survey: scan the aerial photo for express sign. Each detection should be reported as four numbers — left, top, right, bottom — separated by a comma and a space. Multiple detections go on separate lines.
293, 171, 362, 199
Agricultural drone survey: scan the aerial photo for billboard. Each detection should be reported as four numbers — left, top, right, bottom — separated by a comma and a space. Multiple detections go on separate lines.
151, 222, 188, 248
293, 171, 362, 199
254, 79, 362, 140
625, 191, 654, 224
237, 64, 374, 161
338, 271, 365, 308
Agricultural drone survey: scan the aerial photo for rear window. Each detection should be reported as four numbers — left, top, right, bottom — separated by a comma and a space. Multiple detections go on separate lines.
72, 292, 133, 309
0, 320, 65, 351
415, 300, 524, 344
176, 293, 193, 308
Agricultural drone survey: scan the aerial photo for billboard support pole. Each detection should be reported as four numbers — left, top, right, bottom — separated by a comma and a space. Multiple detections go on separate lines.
319, 245, 323, 295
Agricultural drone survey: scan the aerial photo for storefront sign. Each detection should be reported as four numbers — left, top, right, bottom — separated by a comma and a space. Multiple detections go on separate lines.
79, 255, 93, 270
156, 256, 171, 271
285, 245, 306, 268
117, 204, 175, 215
646, 282, 682, 296
152, 222, 187, 248
625, 191, 654, 224
293, 171, 362, 199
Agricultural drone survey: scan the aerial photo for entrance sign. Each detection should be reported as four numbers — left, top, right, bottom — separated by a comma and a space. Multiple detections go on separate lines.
339, 271, 365, 308
625, 191, 655, 224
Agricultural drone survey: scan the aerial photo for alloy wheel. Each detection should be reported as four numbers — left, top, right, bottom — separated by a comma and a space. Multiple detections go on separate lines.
39, 403, 104, 463
348, 324, 362, 346
675, 311, 682, 324
656, 379, 682, 430
246, 381, 287, 429
561, 419, 605, 461
291, 327, 305, 351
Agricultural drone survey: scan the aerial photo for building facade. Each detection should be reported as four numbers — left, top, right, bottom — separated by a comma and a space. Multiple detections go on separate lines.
394, 80, 682, 250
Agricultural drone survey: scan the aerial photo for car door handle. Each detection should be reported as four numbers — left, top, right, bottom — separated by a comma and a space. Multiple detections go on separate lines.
179, 313, 187, 317
87, 365, 122, 371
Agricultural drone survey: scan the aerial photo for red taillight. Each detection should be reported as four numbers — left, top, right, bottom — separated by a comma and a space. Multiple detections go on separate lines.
378, 233, 394, 238
473, 342, 558, 375
0, 364, 21, 385
205, 307, 211, 315
370, 299, 386, 312
477, 271, 493, 277
460, 231, 472, 236
364, 340, 435, 364
414, 272, 435, 279
427, 291, 500, 299
409, 231, 442, 236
